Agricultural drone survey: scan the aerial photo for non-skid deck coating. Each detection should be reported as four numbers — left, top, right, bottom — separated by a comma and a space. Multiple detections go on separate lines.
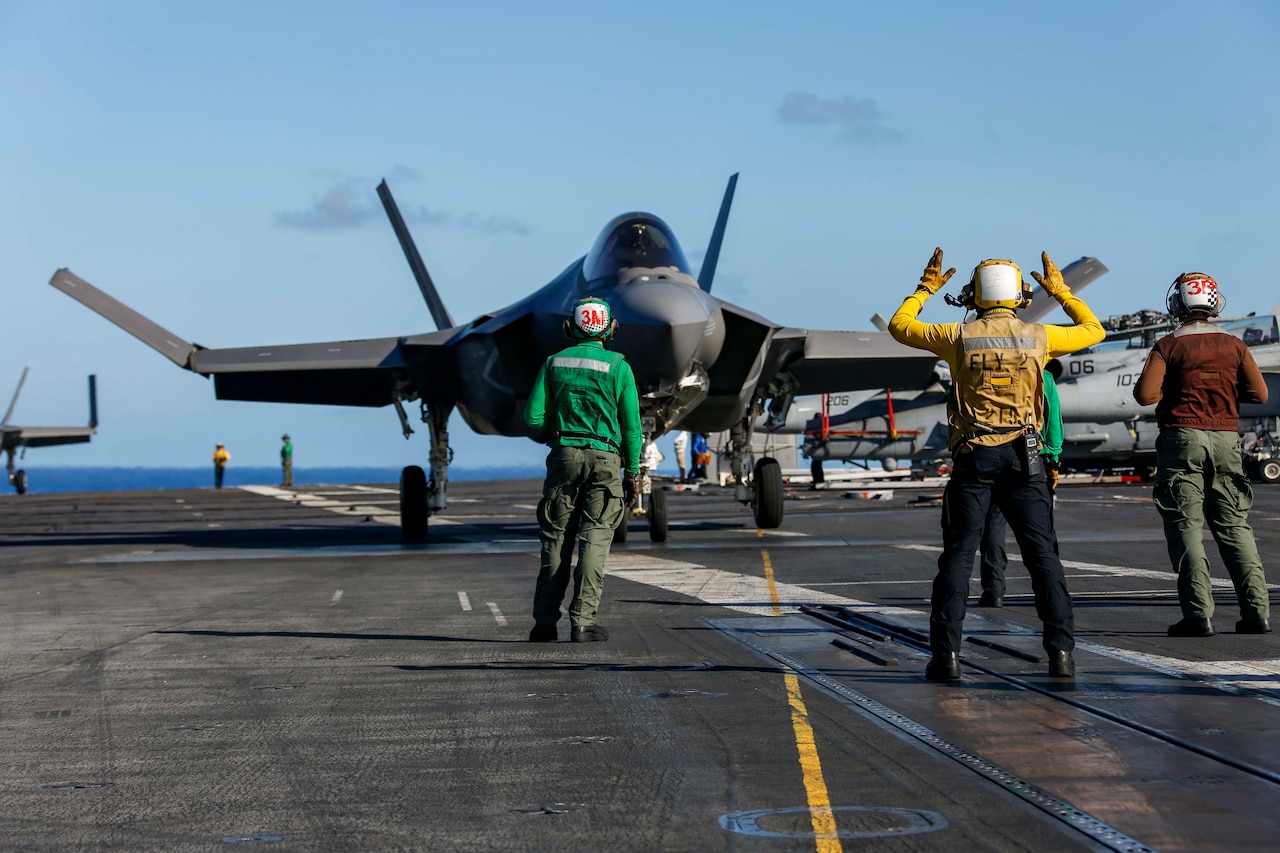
2, 479, 1279, 851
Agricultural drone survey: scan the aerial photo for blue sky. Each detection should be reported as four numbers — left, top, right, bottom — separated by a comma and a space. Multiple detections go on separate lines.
3, 1, 1278, 469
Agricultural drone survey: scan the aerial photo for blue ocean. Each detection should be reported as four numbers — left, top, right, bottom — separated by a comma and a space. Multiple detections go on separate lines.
8, 466, 546, 494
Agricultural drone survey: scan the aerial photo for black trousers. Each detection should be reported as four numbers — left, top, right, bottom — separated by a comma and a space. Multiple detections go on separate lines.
932, 441, 1073, 656
979, 503, 1008, 598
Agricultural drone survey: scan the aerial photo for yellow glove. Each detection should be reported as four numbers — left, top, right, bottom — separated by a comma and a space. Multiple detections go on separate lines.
1030, 252, 1070, 299
916, 247, 956, 295
623, 472, 641, 509
1046, 460, 1060, 494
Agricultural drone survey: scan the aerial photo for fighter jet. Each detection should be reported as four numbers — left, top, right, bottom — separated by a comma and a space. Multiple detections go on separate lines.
50, 175, 938, 540
2, 368, 98, 494
792, 289, 1280, 482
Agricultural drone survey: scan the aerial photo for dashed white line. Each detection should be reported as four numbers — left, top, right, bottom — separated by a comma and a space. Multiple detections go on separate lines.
457, 591, 472, 611
330, 589, 343, 606
486, 602, 507, 626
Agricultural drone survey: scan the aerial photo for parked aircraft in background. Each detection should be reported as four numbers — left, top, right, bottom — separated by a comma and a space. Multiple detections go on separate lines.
2, 368, 98, 494
792, 302, 1280, 482
51, 175, 938, 540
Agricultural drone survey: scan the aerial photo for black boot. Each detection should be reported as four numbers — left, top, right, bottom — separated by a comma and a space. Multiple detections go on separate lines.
976, 592, 1003, 608
528, 624, 558, 643
1236, 616, 1272, 634
570, 624, 609, 643
1167, 617, 1214, 637
924, 651, 961, 681
1048, 650, 1075, 678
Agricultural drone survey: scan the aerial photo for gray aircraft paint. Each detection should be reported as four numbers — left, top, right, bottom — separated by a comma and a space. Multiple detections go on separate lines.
777, 271, 1280, 473
49, 175, 938, 524
1, 368, 98, 493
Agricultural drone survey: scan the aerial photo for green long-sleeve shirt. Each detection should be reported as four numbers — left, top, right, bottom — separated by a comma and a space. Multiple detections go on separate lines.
523, 339, 643, 475
1041, 369, 1063, 463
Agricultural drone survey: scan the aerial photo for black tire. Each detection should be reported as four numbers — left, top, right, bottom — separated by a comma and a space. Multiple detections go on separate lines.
613, 510, 629, 543
13, 469, 27, 495
753, 457, 784, 529
647, 487, 668, 542
399, 465, 428, 542
1261, 459, 1280, 484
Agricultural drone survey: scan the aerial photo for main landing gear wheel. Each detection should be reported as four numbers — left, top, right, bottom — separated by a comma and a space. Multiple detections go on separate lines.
753, 457, 784, 529
399, 465, 428, 542
1261, 459, 1280, 484
12, 469, 27, 495
647, 487, 668, 543
613, 510, 629, 543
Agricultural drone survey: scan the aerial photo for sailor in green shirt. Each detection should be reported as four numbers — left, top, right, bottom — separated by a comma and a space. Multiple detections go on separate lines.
280, 434, 293, 487
978, 368, 1064, 607
524, 296, 642, 643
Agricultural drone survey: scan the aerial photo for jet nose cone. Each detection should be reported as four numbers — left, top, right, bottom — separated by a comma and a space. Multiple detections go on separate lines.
605, 279, 720, 384
609, 277, 710, 327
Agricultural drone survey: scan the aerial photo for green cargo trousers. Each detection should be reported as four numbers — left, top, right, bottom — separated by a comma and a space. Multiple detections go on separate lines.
1153, 428, 1269, 622
532, 446, 624, 628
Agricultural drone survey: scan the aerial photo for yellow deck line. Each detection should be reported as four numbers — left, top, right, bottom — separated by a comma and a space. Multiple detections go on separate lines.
763, 549, 842, 851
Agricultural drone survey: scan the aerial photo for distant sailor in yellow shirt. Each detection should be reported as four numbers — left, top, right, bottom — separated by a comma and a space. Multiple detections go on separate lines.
212, 443, 230, 489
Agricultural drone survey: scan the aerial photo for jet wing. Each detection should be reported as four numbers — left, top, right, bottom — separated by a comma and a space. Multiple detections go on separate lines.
766, 328, 941, 394
193, 337, 421, 406
51, 268, 455, 408
4, 426, 96, 448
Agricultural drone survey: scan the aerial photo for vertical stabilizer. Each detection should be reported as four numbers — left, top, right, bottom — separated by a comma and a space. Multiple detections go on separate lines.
3, 367, 28, 425
697, 173, 738, 293
376, 180, 456, 331
1020, 257, 1109, 323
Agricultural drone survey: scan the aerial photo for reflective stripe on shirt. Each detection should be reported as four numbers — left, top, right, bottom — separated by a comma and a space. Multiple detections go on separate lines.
961, 336, 1040, 351
552, 356, 611, 373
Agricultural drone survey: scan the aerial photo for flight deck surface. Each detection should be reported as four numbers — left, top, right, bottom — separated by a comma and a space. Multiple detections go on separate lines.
2, 480, 1278, 851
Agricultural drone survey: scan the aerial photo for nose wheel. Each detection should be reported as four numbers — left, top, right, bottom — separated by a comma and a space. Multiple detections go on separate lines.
12, 469, 27, 495
399, 465, 428, 542
647, 487, 668, 542
752, 457, 784, 529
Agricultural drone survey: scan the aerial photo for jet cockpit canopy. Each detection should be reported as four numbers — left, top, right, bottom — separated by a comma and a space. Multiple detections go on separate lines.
583, 213, 692, 285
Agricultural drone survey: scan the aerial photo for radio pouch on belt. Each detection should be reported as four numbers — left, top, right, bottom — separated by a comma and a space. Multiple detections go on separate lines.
1017, 422, 1042, 478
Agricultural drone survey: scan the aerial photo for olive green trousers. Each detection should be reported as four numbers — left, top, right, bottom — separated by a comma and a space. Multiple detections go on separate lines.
1153, 428, 1269, 621
532, 447, 624, 628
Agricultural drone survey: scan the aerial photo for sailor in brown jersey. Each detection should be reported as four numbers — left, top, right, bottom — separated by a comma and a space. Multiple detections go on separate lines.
1134, 272, 1272, 636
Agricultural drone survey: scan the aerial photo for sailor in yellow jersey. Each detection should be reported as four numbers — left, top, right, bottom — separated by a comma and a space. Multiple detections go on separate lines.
888, 249, 1104, 681
212, 443, 230, 489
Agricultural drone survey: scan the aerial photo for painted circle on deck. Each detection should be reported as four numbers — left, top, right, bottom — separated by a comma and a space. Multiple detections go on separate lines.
720, 806, 948, 839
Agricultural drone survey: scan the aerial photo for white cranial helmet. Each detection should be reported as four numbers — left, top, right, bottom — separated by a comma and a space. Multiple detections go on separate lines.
967, 259, 1032, 310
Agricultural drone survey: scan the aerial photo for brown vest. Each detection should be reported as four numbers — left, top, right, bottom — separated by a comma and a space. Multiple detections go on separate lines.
949, 314, 1048, 452
1153, 323, 1252, 431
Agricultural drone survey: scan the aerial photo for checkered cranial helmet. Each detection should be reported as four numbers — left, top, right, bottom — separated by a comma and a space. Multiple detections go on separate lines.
1167, 272, 1225, 319
565, 296, 617, 340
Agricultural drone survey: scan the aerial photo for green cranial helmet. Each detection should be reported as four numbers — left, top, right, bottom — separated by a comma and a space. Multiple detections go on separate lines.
565, 296, 617, 340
